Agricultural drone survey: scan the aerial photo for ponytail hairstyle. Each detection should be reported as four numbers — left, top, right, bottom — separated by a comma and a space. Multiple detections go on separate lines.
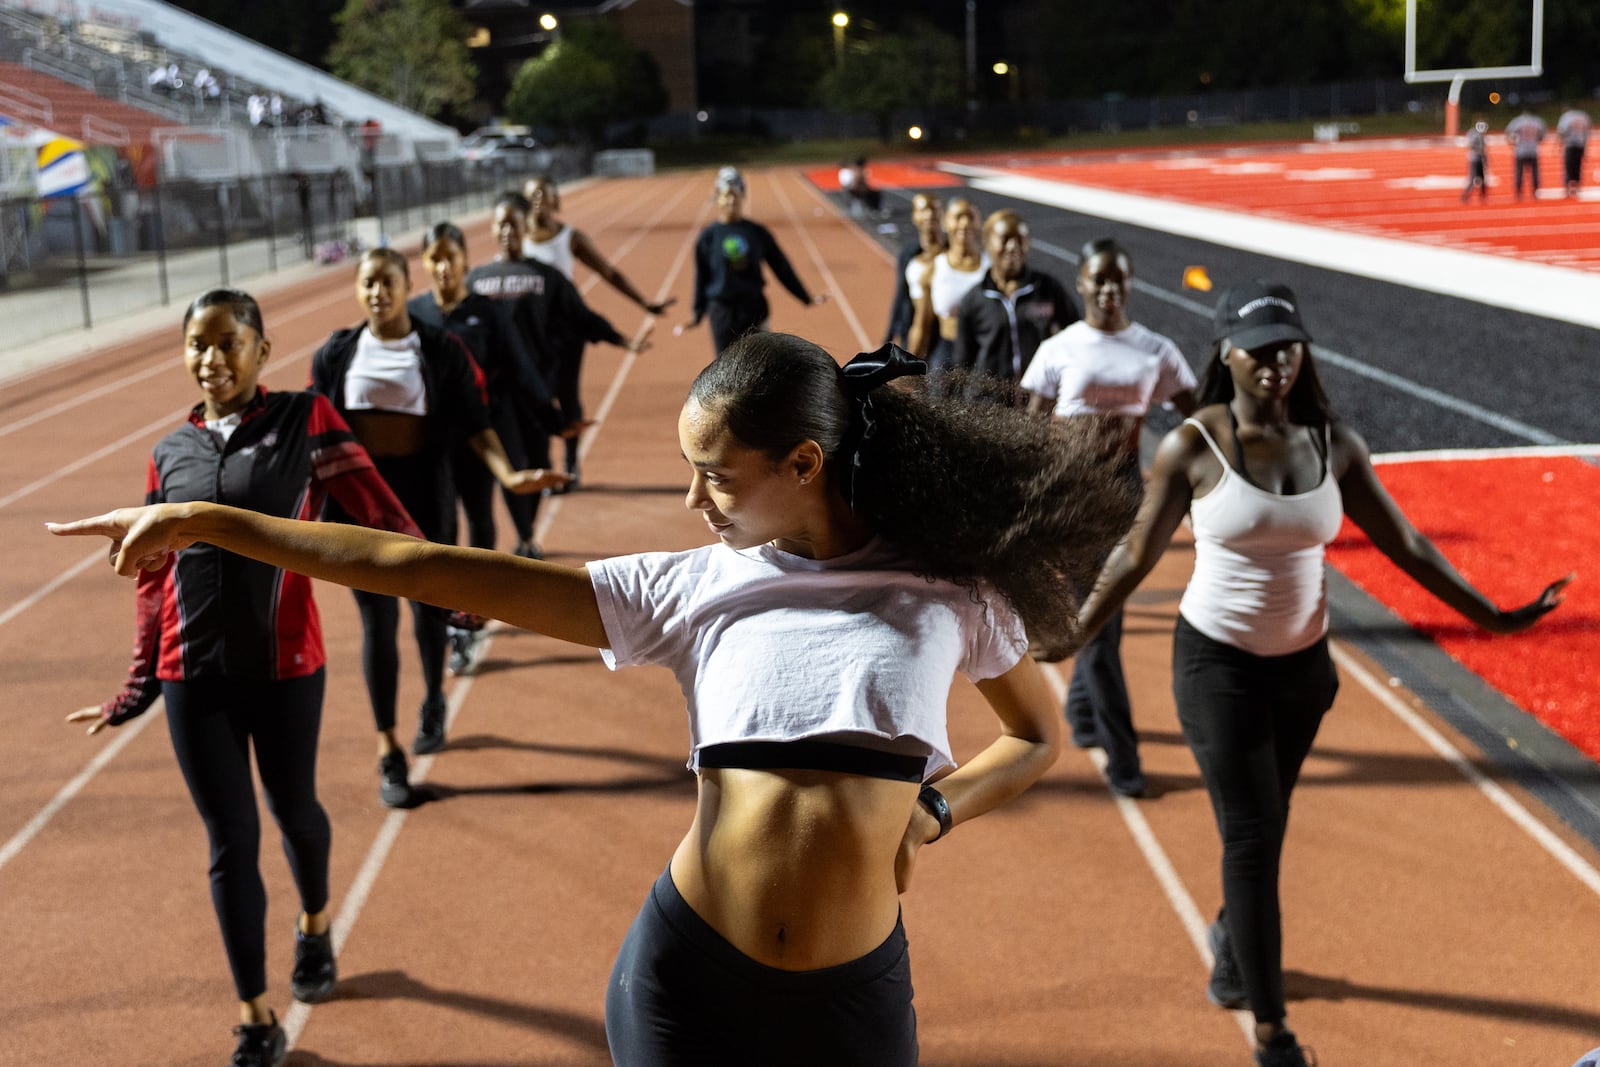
1195, 340, 1337, 430
690, 333, 1141, 659
183, 287, 265, 336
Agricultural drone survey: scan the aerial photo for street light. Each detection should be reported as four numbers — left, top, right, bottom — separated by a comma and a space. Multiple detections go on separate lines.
832, 11, 848, 65
992, 61, 1008, 75
539, 12, 558, 32
993, 60, 1019, 102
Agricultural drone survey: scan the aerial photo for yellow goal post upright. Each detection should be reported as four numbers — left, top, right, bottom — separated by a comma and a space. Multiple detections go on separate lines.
1404, 0, 1544, 136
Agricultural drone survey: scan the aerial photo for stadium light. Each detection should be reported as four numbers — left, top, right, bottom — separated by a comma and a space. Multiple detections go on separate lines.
539, 13, 558, 31
908, 125, 924, 140
832, 12, 850, 29
832, 11, 849, 65
992, 62, 1008, 75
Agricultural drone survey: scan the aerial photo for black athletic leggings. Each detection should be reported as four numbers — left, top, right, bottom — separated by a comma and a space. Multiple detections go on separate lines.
163, 671, 330, 1002
341, 453, 452, 733
1172, 615, 1338, 1024
606, 868, 918, 1066
707, 295, 769, 358
450, 403, 542, 549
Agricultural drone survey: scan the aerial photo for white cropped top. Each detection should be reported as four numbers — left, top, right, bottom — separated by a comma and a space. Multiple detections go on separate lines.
523, 224, 576, 280
343, 329, 427, 416
1178, 418, 1344, 657
587, 537, 1028, 781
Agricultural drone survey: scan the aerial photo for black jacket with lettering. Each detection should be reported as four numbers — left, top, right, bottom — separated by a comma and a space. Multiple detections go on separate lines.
465, 258, 624, 388
953, 267, 1079, 402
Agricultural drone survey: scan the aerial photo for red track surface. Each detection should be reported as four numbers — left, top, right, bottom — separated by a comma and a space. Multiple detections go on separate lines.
4, 166, 1600, 1067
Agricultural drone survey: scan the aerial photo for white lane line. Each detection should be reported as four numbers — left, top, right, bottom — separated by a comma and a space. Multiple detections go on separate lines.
1370, 444, 1600, 464
766, 172, 874, 350
283, 178, 708, 1053
1329, 644, 1600, 899
1036, 662, 1257, 1048
0, 702, 164, 876
0, 548, 101, 628
0, 289, 354, 439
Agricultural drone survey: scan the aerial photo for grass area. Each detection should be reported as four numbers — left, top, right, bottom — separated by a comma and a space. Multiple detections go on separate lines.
649, 109, 1453, 172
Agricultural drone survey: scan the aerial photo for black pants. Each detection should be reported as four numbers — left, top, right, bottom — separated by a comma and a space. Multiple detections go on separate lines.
450, 403, 541, 549
1171, 615, 1338, 1024
1566, 143, 1585, 187
1462, 158, 1487, 200
606, 869, 918, 1066
708, 295, 769, 359
164, 671, 330, 1002
1515, 155, 1540, 197
337, 453, 452, 733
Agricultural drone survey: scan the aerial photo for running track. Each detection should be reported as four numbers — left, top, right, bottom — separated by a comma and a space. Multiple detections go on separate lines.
2, 164, 1598, 1066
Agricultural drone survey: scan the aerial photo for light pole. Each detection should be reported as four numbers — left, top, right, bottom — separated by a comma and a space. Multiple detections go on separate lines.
964, 0, 977, 118
993, 60, 1018, 103
832, 11, 849, 66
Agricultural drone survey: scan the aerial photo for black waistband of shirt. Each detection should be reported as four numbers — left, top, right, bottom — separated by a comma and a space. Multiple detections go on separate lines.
698, 740, 924, 783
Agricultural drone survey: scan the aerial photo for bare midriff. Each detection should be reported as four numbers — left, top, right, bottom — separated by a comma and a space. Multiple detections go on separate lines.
670, 767, 918, 971
347, 410, 429, 457
938, 314, 961, 341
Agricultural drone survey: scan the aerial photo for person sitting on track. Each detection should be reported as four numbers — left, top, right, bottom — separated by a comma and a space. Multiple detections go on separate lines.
677, 167, 827, 359
1066, 280, 1570, 1067
51, 332, 1143, 1067
312, 248, 567, 806
66, 288, 423, 1067
907, 196, 987, 371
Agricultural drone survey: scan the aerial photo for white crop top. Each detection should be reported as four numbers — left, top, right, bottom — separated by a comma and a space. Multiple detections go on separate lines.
908, 252, 989, 319
1178, 418, 1344, 657
587, 537, 1028, 780
344, 329, 427, 416
522, 224, 576, 280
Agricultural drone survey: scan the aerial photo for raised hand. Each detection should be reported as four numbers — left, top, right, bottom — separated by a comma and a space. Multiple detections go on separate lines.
47, 505, 195, 577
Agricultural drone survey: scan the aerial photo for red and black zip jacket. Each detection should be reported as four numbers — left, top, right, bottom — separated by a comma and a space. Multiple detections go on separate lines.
100, 388, 422, 725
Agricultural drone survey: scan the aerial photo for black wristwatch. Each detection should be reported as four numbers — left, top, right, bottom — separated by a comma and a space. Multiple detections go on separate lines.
917, 784, 953, 842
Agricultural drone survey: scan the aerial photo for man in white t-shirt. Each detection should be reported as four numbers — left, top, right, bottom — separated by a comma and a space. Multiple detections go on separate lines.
1505, 110, 1548, 200
1020, 237, 1198, 797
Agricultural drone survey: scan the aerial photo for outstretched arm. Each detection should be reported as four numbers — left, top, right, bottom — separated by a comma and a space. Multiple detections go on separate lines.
572, 228, 676, 315
1075, 423, 1200, 643
895, 654, 1060, 892
1334, 424, 1569, 633
49, 503, 609, 647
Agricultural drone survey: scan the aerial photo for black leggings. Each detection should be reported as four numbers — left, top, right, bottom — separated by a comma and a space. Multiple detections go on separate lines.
606, 869, 918, 1066
708, 295, 768, 358
342, 453, 452, 733
163, 671, 331, 1002
450, 403, 542, 549
1171, 615, 1338, 1024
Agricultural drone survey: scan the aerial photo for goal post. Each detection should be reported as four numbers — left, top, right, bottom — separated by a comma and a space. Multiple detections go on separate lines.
1404, 0, 1545, 135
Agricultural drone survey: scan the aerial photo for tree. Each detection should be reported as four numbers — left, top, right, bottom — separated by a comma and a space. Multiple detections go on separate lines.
325, 0, 476, 119
504, 22, 667, 145
817, 20, 964, 141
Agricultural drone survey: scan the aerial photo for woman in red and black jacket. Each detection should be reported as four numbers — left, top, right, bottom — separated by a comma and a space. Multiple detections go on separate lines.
66, 288, 422, 1067
310, 247, 565, 807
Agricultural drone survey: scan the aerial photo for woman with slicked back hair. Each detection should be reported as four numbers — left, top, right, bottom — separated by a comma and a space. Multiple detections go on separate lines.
63, 289, 422, 1067
51, 331, 1140, 1066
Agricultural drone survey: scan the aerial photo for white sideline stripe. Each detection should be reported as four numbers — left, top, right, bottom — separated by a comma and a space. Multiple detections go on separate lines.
0, 289, 352, 439
947, 163, 1600, 331
283, 175, 708, 1053
1329, 644, 1600, 899
0, 343, 313, 514
767, 172, 873, 349
0, 703, 163, 876
1371, 444, 1600, 464
0, 547, 100, 628
1037, 663, 1257, 1048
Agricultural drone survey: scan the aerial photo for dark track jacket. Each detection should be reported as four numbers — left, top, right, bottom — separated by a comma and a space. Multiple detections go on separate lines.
100, 389, 419, 724
953, 267, 1078, 401
690, 219, 811, 324
407, 290, 563, 437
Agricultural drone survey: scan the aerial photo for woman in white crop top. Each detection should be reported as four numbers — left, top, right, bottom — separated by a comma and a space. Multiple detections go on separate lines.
1073, 281, 1569, 1067
521, 175, 675, 315
908, 196, 987, 371
54, 332, 1142, 1066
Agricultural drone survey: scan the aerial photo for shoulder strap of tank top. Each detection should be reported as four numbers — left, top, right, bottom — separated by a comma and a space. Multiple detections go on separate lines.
1183, 417, 1230, 466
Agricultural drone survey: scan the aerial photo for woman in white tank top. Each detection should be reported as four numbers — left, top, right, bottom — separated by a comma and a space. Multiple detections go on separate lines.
908, 197, 986, 371
521, 175, 675, 315
1071, 281, 1569, 1067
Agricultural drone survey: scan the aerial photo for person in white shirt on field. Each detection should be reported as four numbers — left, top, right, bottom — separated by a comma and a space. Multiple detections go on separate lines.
1557, 104, 1593, 197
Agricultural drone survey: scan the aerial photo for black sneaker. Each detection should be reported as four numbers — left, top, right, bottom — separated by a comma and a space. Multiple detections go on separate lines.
230, 1012, 286, 1067
1206, 920, 1248, 1010
378, 749, 414, 808
1255, 1030, 1316, 1066
513, 539, 543, 560
413, 694, 447, 755
290, 922, 337, 1004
